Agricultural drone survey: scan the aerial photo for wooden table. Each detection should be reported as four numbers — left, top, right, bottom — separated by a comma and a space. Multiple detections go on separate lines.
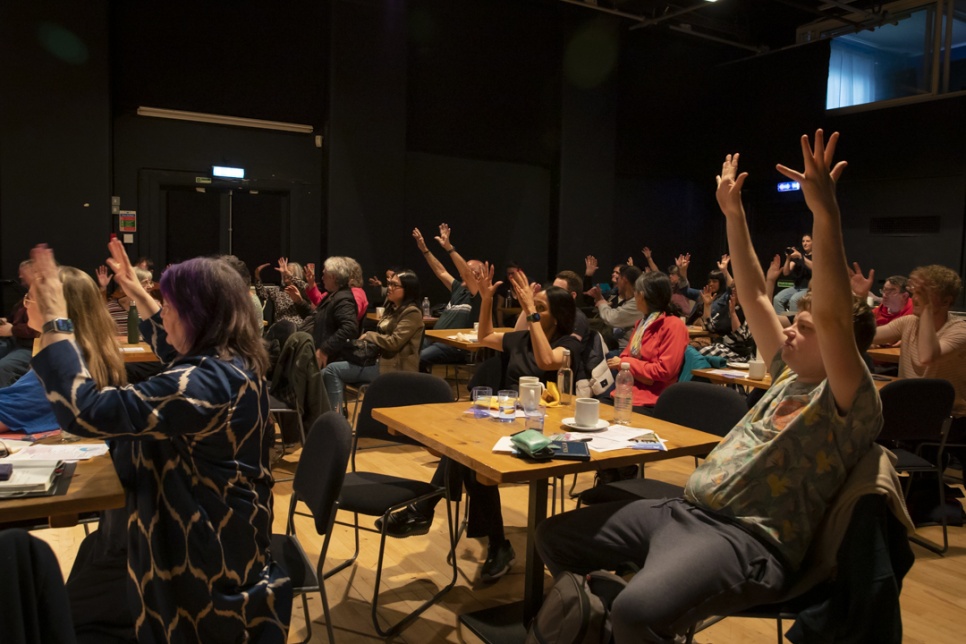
0, 451, 124, 528
372, 401, 721, 641
692, 367, 897, 391
688, 325, 712, 339
423, 327, 515, 352
867, 346, 900, 363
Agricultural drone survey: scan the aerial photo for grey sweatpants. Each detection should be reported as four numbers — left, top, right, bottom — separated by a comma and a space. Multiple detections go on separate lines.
535, 498, 790, 643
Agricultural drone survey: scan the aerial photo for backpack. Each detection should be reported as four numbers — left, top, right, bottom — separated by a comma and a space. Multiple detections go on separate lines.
526, 570, 628, 644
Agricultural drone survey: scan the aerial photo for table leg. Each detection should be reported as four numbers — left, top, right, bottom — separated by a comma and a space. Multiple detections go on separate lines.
524, 476, 548, 622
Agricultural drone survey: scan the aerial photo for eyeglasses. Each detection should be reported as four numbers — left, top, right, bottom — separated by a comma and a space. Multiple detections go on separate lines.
386, 281, 402, 290
22, 293, 34, 305
880, 287, 902, 296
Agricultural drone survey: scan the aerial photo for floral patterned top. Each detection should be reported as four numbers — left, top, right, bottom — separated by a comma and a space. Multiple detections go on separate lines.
32, 312, 291, 642
685, 353, 881, 567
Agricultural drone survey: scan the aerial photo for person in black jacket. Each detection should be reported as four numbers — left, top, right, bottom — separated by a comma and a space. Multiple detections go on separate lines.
311, 256, 360, 369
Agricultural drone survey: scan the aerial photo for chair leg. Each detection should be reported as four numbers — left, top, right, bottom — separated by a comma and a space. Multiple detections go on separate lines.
370, 493, 458, 637
909, 471, 949, 555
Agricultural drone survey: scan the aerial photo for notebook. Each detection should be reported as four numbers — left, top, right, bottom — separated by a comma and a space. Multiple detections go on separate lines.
550, 440, 591, 461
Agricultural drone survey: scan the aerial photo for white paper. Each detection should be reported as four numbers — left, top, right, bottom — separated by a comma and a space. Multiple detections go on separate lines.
5, 443, 109, 461
708, 369, 749, 378
120, 346, 147, 353
492, 436, 519, 454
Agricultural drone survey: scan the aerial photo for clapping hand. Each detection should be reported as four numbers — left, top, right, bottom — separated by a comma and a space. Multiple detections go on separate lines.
106, 237, 148, 303
509, 269, 536, 314
585, 285, 603, 303
284, 284, 303, 304
766, 254, 782, 283
30, 245, 68, 323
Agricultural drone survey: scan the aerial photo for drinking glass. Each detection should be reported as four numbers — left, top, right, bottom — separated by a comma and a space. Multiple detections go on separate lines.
472, 387, 492, 418
497, 389, 518, 422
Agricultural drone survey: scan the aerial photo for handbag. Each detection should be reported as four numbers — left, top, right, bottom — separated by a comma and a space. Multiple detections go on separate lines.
343, 338, 381, 366
510, 429, 554, 461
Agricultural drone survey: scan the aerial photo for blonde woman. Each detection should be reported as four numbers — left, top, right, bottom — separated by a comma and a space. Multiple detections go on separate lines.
0, 266, 125, 434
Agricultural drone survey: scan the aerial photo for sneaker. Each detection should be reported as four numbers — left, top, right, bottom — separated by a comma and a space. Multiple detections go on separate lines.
374, 505, 433, 538
480, 540, 516, 583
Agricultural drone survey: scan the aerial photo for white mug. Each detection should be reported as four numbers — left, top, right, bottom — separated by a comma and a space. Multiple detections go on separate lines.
520, 382, 544, 414
518, 376, 544, 391
747, 359, 767, 380
574, 397, 600, 428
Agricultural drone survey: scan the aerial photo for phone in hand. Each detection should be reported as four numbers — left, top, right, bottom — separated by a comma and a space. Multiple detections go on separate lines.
786, 247, 796, 255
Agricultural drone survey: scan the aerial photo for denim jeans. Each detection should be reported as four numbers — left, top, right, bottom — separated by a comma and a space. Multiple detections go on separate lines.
321, 360, 380, 410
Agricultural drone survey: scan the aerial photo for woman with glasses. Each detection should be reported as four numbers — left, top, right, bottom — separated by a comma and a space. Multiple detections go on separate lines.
29, 240, 291, 642
321, 270, 424, 411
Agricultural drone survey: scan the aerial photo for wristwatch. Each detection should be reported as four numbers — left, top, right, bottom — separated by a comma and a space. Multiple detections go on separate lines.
42, 318, 75, 334
526, 312, 541, 323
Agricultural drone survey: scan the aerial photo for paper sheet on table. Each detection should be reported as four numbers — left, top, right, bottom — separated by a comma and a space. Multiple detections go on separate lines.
449, 333, 478, 342
492, 436, 519, 454
584, 425, 666, 452
5, 443, 109, 461
707, 369, 749, 379
120, 346, 147, 353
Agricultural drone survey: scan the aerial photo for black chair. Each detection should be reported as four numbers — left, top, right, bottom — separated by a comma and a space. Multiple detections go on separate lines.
330, 371, 457, 637
686, 491, 914, 644
876, 377, 955, 554
579, 381, 748, 506
270, 412, 350, 643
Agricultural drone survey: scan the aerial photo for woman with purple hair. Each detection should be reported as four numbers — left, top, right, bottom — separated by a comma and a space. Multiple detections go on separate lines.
29, 239, 291, 643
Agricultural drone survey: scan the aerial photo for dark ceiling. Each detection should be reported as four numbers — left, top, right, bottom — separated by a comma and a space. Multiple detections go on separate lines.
559, 0, 912, 53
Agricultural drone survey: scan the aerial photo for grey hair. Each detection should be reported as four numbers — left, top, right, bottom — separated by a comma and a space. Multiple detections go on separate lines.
347, 258, 364, 288
287, 261, 304, 281
323, 256, 353, 289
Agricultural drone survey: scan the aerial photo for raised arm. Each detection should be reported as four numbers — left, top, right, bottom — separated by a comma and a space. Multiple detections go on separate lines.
473, 262, 505, 352
413, 227, 455, 289
641, 246, 660, 273
435, 223, 479, 296
777, 130, 865, 413
511, 270, 563, 370
106, 238, 160, 321
717, 254, 734, 288
716, 154, 785, 362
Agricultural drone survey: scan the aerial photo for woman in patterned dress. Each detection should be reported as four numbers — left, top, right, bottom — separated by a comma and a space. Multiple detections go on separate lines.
30, 240, 291, 643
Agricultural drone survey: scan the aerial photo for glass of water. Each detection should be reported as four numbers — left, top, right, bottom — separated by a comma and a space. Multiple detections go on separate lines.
497, 389, 518, 422
472, 387, 492, 418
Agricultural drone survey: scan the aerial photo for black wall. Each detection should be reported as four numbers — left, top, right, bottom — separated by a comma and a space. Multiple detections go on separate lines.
2, 0, 965, 313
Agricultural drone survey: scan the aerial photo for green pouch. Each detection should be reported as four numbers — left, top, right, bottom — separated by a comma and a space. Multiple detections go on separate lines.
510, 429, 554, 460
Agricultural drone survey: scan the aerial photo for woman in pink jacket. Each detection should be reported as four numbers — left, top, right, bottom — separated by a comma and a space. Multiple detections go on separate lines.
607, 271, 689, 411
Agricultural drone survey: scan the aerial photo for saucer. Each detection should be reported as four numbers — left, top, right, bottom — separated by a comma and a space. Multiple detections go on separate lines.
561, 417, 609, 432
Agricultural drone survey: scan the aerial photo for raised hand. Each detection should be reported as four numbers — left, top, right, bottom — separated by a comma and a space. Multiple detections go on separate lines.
30, 245, 68, 322
284, 284, 303, 304
435, 223, 452, 249
510, 269, 536, 314
585, 255, 599, 276
305, 263, 316, 288
717, 254, 731, 272
776, 129, 846, 217
848, 261, 875, 299
715, 153, 749, 218
675, 253, 691, 270
641, 246, 652, 259
412, 228, 428, 252
95, 265, 112, 290
368, 275, 383, 287
766, 254, 782, 283
106, 237, 145, 301
627, 256, 634, 267
701, 284, 715, 306
585, 285, 603, 303
474, 261, 503, 299
275, 257, 293, 284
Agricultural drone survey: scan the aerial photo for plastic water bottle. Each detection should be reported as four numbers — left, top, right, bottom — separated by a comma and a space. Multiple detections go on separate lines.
421, 297, 431, 318
613, 362, 634, 425
127, 301, 139, 345
557, 349, 573, 406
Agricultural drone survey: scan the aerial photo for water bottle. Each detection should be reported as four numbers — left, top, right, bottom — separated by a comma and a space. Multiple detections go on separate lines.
127, 301, 139, 345
557, 348, 573, 407
613, 363, 634, 425
421, 297, 431, 318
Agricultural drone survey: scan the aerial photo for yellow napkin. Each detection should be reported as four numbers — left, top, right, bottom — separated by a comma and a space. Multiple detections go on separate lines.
542, 382, 561, 407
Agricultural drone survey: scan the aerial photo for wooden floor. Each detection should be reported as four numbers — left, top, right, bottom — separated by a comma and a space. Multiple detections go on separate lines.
37, 432, 966, 643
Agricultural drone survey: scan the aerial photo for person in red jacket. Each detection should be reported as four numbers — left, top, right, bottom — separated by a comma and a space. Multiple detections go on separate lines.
606, 271, 688, 411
